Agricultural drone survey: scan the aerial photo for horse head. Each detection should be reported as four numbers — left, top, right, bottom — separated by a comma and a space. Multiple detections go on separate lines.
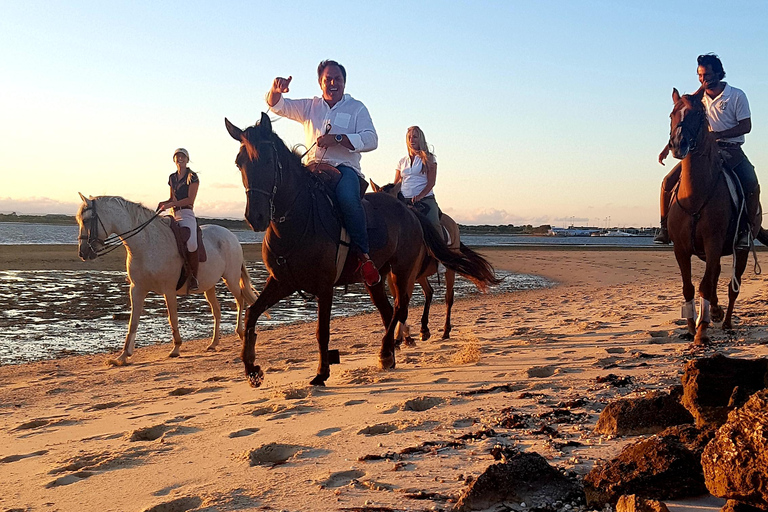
76, 193, 102, 260
226, 113, 283, 231
668, 86, 707, 160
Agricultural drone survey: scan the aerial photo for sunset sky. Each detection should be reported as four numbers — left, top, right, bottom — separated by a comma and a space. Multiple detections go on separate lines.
2, 0, 767, 228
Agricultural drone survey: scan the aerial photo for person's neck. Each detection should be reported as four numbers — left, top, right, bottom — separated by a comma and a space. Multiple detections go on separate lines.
324, 95, 341, 108
176, 166, 187, 175
706, 82, 726, 99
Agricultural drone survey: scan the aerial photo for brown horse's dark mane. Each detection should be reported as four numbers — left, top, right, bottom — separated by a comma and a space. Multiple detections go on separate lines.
238, 124, 304, 175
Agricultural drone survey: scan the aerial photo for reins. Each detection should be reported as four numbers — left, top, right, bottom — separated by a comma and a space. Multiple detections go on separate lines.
80, 199, 161, 257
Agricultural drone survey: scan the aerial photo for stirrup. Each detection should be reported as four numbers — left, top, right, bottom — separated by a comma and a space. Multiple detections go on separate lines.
653, 227, 670, 245
188, 276, 199, 291
736, 232, 752, 250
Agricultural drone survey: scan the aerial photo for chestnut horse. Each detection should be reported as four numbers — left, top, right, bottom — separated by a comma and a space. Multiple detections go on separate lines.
369, 180, 465, 341
225, 114, 499, 387
666, 87, 764, 345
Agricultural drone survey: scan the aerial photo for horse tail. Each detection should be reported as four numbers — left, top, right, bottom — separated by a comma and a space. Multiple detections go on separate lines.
757, 228, 768, 247
414, 212, 501, 292
240, 263, 259, 306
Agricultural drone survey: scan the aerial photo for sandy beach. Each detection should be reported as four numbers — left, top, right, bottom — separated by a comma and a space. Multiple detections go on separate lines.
1, 245, 767, 512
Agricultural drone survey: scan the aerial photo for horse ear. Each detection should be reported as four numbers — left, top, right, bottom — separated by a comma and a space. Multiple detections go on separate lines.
370, 179, 380, 192
258, 112, 273, 134
672, 88, 681, 103
78, 192, 92, 206
225, 118, 244, 141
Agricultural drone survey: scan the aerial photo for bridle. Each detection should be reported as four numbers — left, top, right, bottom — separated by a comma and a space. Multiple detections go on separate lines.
244, 140, 286, 224
79, 199, 160, 258
670, 103, 706, 155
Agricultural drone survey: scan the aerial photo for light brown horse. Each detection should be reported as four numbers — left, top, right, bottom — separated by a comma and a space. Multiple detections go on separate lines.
369, 180, 463, 341
225, 114, 499, 387
666, 87, 764, 345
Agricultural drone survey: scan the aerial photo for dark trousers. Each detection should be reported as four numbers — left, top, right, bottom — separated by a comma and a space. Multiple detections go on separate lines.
336, 165, 370, 255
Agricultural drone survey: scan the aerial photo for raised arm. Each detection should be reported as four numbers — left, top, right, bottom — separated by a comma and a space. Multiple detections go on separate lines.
266, 76, 292, 108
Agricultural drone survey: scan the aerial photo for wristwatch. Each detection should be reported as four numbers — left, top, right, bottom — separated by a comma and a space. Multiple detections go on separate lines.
335, 134, 343, 143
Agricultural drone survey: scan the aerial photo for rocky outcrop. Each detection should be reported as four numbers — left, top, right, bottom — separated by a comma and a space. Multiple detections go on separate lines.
681, 354, 767, 428
584, 425, 713, 508
701, 389, 768, 510
453, 451, 584, 511
615, 494, 670, 512
595, 387, 693, 436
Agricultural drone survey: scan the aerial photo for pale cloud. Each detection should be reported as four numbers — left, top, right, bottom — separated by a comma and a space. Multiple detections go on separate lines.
0, 197, 81, 215
208, 182, 241, 190
443, 207, 553, 226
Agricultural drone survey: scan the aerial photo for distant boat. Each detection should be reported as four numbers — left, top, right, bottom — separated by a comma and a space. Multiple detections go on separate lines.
601, 230, 637, 237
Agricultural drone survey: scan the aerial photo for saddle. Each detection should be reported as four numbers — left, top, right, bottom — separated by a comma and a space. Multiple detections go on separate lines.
169, 218, 207, 290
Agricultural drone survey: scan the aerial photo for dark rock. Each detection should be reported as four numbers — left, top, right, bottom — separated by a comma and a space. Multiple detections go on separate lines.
595, 389, 694, 436
596, 374, 634, 387
721, 499, 766, 512
702, 390, 768, 509
584, 425, 713, 508
616, 494, 671, 512
452, 451, 584, 511
681, 354, 768, 428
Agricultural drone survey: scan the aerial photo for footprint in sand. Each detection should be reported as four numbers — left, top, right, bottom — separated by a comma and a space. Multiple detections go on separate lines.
244, 442, 306, 466
273, 386, 311, 400
168, 387, 197, 396
228, 428, 260, 438
267, 405, 314, 421
141, 496, 203, 512
86, 401, 122, 411
316, 469, 365, 488
0, 450, 48, 463
343, 399, 366, 406
316, 427, 342, 437
129, 425, 169, 442
45, 471, 95, 488
526, 366, 556, 378
358, 423, 398, 436
402, 396, 443, 412
251, 404, 286, 417
452, 418, 477, 428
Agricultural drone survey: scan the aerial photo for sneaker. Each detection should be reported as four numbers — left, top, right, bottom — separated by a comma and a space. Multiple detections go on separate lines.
359, 259, 381, 287
653, 227, 670, 245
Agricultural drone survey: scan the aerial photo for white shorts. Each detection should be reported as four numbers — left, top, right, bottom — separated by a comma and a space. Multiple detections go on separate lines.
173, 208, 198, 252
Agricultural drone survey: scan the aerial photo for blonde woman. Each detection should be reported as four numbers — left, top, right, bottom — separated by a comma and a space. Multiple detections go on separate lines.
157, 148, 200, 290
394, 126, 440, 230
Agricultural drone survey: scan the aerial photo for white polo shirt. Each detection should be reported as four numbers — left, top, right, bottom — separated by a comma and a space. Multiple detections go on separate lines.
267, 93, 378, 177
397, 154, 436, 199
702, 83, 751, 144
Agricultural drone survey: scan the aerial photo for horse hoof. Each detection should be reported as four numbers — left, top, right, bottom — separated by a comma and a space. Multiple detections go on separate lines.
205, 344, 218, 352
247, 367, 264, 388
379, 354, 396, 370
722, 321, 733, 330
441, 332, 451, 340
404, 336, 417, 347
168, 351, 180, 358
679, 332, 694, 341
694, 335, 711, 346
106, 357, 130, 367
309, 375, 327, 386
420, 330, 431, 341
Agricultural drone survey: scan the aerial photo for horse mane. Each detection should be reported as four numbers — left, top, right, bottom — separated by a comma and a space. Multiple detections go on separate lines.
99, 196, 163, 225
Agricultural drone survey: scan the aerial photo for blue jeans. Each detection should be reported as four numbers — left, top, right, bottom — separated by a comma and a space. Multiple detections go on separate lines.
336, 165, 369, 255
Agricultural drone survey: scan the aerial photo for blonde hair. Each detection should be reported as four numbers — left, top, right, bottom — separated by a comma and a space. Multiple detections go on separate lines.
406, 126, 436, 174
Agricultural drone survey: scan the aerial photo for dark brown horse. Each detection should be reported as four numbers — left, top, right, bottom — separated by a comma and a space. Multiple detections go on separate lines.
666, 87, 764, 345
225, 113, 499, 386
370, 180, 477, 341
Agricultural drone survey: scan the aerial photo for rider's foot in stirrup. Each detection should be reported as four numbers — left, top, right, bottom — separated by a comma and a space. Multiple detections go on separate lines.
189, 276, 199, 291
653, 226, 671, 245
360, 258, 381, 287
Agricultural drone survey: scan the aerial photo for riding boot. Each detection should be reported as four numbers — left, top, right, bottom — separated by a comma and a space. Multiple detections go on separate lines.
188, 250, 199, 291
653, 190, 673, 245
737, 186, 761, 250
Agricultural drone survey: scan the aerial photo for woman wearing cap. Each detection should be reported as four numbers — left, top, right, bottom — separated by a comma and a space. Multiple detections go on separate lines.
394, 126, 440, 231
158, 148, 200, 291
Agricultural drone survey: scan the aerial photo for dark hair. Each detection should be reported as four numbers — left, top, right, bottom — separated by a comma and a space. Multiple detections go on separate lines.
697, 53, 725, 80
317, 60, 346, 81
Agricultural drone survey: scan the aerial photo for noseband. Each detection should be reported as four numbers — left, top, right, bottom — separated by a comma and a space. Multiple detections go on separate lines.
78, 201, 109, 256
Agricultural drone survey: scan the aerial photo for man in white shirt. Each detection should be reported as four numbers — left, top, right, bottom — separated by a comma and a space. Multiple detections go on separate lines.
266, 60, 381, 286
655, 54, 759, 248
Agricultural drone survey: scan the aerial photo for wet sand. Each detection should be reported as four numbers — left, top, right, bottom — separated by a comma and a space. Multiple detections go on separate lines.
1, 246, 767, 511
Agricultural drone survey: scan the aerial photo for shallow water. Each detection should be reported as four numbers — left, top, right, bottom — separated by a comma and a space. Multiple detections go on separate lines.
0, 263, 549, 365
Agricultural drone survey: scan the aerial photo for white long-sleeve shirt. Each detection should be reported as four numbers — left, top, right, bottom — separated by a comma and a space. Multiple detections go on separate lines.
267, 93, 378, 176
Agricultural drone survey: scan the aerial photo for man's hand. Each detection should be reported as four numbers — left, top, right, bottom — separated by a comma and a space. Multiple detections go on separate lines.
271, 76, 292, 94
317, 134, 336, 148
658, 145, 670, 165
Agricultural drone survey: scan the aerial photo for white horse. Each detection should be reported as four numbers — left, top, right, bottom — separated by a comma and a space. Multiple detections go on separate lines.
76, 194, 258, 365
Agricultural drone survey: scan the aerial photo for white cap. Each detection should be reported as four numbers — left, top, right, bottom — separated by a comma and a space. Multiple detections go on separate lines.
173, 148, 189, 159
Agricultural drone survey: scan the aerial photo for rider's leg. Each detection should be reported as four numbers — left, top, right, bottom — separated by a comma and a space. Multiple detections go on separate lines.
654, 162, 682, 244
733, 156, 760, 248
181, 213, 199, 291
336, 165, 380, 286
417, 196, 442, 234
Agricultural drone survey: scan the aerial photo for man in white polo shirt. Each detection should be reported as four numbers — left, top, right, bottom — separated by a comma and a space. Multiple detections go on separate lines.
655, 53, 759, 248
266, 59, 381, 286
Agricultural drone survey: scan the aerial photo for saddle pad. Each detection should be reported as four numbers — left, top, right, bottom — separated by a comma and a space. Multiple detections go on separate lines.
169, 217, 207, 262
722, 171, 741, 210
335, 229, 351, 284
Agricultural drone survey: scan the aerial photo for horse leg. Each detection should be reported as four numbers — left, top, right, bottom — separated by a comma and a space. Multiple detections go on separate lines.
368, 277, 394, 329
442, 269, 456, 340
204, 288, 221, 351
723, 250, 750, 330
419, 275, 433, 341
380, 274, 411, 370
695, 254, 722, 346
242, 276, 293, 388
310, 288, 334, 386
109, 284, 146, 366
709, 260, 725, 323
164, 293, 183, 358
674, 248, 696, 337
222, 272, 246, 341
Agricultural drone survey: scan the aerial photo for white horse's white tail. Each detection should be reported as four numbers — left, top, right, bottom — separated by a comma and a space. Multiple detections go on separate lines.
240, 263, 258, 306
